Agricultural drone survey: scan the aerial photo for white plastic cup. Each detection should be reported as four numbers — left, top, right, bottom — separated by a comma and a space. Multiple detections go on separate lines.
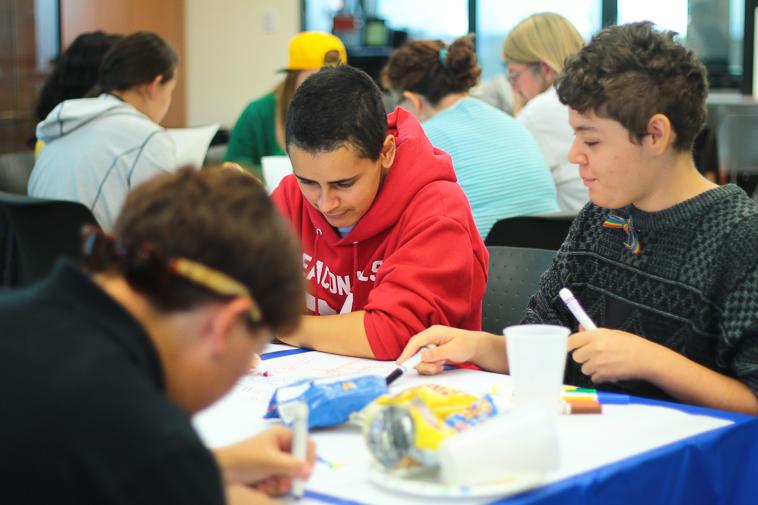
439, 407, 561, 485
504, 324, 570, 413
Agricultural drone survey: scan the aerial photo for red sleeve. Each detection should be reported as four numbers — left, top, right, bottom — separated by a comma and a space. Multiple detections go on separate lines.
363, 215, 487, 360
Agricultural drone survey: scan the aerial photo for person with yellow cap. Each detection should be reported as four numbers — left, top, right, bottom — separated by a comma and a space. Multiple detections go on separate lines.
225, 32, 347, 180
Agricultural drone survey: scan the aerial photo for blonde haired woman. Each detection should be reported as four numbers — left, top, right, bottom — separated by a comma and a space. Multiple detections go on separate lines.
504, 12, 587, 213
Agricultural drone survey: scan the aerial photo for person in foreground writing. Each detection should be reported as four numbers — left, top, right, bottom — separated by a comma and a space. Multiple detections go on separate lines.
398, 22, 758, 416
0, 168, 314, 504
273, 65, 488, 360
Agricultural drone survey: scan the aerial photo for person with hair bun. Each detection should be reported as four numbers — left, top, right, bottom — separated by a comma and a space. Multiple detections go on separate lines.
504, 12, 588, 213
382, 35, 558, 238
29, 31, 179, 230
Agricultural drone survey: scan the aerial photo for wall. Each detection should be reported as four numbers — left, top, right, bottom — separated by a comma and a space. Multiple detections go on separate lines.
60, 0, 187, 128
0, 0, 44, 153
184, 0, 300, 127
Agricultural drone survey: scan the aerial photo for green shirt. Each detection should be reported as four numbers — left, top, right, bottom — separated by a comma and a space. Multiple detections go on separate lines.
225, 92, 285, 180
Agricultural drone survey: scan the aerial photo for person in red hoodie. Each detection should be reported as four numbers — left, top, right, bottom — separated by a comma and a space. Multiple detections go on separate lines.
272, 65, 488, 360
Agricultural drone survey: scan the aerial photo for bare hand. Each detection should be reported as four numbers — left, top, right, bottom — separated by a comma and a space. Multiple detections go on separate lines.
396, 325, 480, 375
226, 484, 279, 505
568, 328, 655, 383
214, 425, 315, 495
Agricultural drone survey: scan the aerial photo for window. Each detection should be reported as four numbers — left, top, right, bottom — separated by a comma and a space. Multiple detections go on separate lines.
618, 0, 744, 86
302, 0, 751, 90
374, 0, 468, 42
476, 0, 602, 79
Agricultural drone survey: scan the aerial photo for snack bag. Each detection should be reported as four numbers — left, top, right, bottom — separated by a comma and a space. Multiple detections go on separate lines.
265, 375, 387, 429
362, 385, 497, 469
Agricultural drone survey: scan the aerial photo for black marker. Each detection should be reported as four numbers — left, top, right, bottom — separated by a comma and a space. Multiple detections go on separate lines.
385, 345, 436, 385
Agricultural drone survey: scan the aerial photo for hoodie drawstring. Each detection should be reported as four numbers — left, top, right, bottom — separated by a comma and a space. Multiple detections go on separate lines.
340, 242, 359, 314
313, 229, 322, 315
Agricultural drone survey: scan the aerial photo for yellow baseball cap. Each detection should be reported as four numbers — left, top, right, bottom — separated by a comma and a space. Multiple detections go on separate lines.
283, 31, 348, 72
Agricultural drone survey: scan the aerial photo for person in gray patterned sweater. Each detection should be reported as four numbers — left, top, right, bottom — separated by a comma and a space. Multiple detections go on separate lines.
396, 22, 758, 415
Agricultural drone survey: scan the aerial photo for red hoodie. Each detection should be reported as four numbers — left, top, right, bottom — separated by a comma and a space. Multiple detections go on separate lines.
273, 108, 489, 360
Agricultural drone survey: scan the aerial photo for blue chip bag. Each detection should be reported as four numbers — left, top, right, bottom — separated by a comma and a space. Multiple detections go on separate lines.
264, 375, 388, 429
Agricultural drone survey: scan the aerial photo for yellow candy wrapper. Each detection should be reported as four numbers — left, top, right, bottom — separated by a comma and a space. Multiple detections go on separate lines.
362, 385, 497, 470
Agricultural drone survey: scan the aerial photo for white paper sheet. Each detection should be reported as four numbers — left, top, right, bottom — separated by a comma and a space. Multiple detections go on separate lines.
261, 155, 292, 193
168, 123, 220, 168
262, 343, 297, 355
193, 352, 398, 447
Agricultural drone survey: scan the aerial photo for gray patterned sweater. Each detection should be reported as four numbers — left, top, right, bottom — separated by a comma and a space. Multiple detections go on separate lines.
524, 184, 758, 401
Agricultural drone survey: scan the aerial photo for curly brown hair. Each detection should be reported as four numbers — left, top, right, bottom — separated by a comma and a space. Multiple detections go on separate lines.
555, 22, 708, 152
381, 35, 481, 106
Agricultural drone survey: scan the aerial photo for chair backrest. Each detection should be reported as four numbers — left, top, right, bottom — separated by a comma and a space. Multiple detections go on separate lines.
0, 192, 99, 288
482, 245, 556, 334
485, 215, 575, 250
0, 151, 35, 195
717, 113, 758, 183
204, 143, 227, 166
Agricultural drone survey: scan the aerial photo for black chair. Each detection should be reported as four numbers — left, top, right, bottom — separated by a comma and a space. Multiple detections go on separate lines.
482, 245, 557, 334
0, 192, 99, 288
717, 113, 758, 195
0, 151, 34, 195
485, 215, 575, 250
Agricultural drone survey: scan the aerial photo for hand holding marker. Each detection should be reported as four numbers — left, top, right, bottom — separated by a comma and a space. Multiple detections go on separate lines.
558, 288, 631, 409
386, 344, 437, 385
559, 288, 610, 414
559, 288, 597, 330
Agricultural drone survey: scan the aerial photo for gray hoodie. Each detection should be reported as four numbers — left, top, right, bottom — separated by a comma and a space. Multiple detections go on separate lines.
28, 94, 176, 230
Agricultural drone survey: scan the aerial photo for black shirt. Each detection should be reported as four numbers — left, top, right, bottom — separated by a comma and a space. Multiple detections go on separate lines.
0, 262, 225, 504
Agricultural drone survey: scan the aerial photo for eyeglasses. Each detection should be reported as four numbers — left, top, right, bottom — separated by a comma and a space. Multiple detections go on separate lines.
506, 63, 541, 85
81, 225, 263, 324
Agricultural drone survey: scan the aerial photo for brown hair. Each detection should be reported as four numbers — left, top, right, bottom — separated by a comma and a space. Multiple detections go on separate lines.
274, 72, 300, 133
555, 22, 708, 152
94, 31, 177, 95
381, 35, 481, 106
107, 167, 304, 335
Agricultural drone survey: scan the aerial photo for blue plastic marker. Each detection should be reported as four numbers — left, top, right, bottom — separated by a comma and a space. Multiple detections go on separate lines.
597, 392, 631, 405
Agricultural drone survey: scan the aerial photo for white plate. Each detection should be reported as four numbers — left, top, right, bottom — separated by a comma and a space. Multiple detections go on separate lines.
368, 465, 545, 499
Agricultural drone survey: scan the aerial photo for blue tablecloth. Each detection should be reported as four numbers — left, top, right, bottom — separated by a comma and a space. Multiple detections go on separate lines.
492, 397, 758, 505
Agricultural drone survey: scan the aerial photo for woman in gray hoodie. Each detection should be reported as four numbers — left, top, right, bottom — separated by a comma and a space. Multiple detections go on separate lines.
29, 31, 178, 230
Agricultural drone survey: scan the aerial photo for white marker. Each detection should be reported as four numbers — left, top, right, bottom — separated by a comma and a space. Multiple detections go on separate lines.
559, 288, 597, 331
291, 402, 309, 499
